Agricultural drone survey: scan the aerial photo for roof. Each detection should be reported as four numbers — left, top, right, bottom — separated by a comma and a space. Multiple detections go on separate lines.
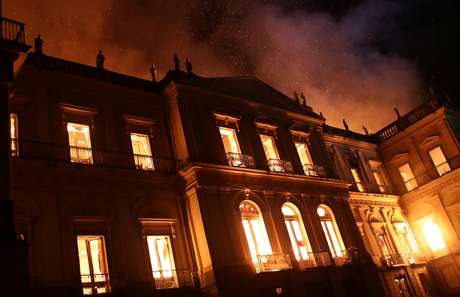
322, 124, 378, 143
163, 70, 323, 119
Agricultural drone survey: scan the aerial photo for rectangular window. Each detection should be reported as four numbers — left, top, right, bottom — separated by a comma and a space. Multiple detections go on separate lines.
295, 142, 313, 166
429, 146, 451, 176
147, 235, 178, 289
373, 171, 386, 193
130, 133, 154, 171
67, 122, 93, 164
259, 134, 279, 160
398, 163, 417, 191
351, 168, 365, 192
10, 113, 18, 156
77, 236, 110, 295
219, 127, 241, 154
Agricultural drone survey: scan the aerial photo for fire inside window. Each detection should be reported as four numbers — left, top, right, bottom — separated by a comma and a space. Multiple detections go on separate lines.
282, 203, 313, 264
130, 133, 154, 171
317, 205, 345, 258
76, 235, 110, 295
373, 171, 386, 193
429, 146, 451, 176
67, 122, 93, 164
398, 163, 418, 191
146, 235, 178, 289
350, 168, 365, 192
239, 200, 273, 271
422, 219, 446, 252
10, 113, 19, 156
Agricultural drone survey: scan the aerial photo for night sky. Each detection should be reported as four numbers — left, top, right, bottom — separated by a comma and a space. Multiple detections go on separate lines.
4, 0, 459, 132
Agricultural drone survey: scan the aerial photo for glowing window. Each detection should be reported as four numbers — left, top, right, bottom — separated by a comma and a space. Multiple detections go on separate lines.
259, 134, 279, 160
77, 236, 110, 295
282, 203, 313, 263
398, 163, 417, 191
147, 235, 178, 289
377, 234, 391, 257
239, 200, 272, 267
10, 113, 18, 156
295, 142, 313, 166
67, 122, 93, 164
373, 171, 386, 193
422, 219, 446, 252
219, 127, 241, 154
351, 168, 365, 192
130, 133, 154, 171
394, 222, 419, 254
429, 147, 451, 176
317, 205, 345, 257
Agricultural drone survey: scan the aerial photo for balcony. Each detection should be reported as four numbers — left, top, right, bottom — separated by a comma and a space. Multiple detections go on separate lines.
11, 139, 178, 173
256, 254, 292, 273
226, 152, 255, 168
267, 159, 293, 173
332, 250, 354, 266
80, 273, 110, 295
0, 17, 26, 45
302, 164, 326, 177
380, 253, 426, 268
297, 252, 332, 269
151, 269, 194, 290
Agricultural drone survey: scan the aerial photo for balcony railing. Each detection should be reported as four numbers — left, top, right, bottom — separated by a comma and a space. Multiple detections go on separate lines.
303, 164, 326, 177
434, 161, 451, 177
80, 273, 110, 295
256, 254, 292, 272
297, 252, 332, 269
10, 139, 178, 173
267, 159, 294, 173
133, 154, 155, 171
380, 253, 426, 268
332, 250, 354, 266
226, 152, 255, 168
0, 17, 26, 44
11, 138, 18, 156
151, 269, 194, 290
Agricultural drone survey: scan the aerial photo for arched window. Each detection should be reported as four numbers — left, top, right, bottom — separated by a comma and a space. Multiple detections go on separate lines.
282, 203, 313, 264
317, 205, 346, 257
239, 200, 272, 266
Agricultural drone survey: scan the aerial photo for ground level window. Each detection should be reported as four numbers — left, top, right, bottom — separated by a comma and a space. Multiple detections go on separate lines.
147, 235, 178, 289
317, 205, 346, 258
76, 235, 110, 295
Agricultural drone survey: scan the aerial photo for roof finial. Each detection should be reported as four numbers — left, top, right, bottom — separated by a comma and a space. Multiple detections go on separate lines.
35, 34, 43, 55
300, 92, 307, 107
394, 107, 401, 119
96, 50, 105, 70
294, 91, 300, 104
320, 112, 324, 119
173, 53, 180, 72
185, 58, 193, 74
362, 125, 369, 135
343, 119, 349, 131
150, 64, 158, 83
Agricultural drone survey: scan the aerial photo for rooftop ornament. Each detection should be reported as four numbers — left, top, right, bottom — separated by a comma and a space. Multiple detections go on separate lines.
300, 92, 307, 107
173, 53, 180, 72
96, 50, 105, 70
150, 64, 157, 83
34, 34, 43, 54
294, 91, 300, 104
185, 58, 193, 74
394, 107, 401, 119
362, 126, 369, 135
343, 119, 349, 131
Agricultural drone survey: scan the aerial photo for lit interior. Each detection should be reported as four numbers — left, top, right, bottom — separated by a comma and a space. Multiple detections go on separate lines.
317, 206, 345, 257
373, 171, 386, 193
377, 234, 391, 256
394, 222, 420, 254
240, 200, 272, 265
76, 235, 109, 295
398, 163, 418, 191
259, 134, 279, 160
350, 168, 365, 192
67, 122, 93, 164
282, 203, 312, 261
147, 235, 176, 280
219, 127, 241, 154
130, 133, 154, 170
429, 146, 451, 176
295, 142, 312, 166
422, 219, 446, 252
10, 113, 18, 155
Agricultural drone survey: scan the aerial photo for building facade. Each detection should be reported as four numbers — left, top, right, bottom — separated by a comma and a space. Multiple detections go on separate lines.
1, 16, 459, 297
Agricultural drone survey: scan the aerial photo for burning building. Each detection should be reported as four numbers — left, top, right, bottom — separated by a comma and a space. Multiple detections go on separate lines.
1, 13, 460, 297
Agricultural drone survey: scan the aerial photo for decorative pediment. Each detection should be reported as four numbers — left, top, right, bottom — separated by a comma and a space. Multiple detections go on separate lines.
390, 152, 409, 164
420, 134, 440, 148
212, 109, 241, 123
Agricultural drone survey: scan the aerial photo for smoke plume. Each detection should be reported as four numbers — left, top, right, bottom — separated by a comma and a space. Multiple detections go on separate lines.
4, 0, 421, 132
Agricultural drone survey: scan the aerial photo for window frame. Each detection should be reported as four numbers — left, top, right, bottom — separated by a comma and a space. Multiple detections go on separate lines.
398, 162, 418, 191
317, 205, 346, 258
130, 132, 155, 171
10, 113, 19, 156
66, 122, 94, 165
428, 146, 451, 176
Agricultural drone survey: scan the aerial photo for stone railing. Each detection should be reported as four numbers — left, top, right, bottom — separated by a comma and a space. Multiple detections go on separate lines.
0, 17, 26, 44
267, 159, 294, 173
226, 152, 255, 168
